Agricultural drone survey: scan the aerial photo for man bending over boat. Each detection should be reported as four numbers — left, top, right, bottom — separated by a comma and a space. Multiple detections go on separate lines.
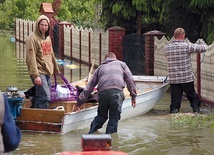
73, 52, 137, 134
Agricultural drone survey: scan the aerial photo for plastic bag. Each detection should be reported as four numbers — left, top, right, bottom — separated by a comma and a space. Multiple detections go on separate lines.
50, 74, 78, 102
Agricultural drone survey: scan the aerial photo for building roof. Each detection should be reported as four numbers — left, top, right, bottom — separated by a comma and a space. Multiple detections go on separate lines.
40, 2, 54, 13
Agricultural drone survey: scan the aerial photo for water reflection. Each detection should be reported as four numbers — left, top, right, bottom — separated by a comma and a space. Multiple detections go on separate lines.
1, 35, 214, 155
112, 113, 214, 155
0, 35, 89, 91
14, 104, 214, 155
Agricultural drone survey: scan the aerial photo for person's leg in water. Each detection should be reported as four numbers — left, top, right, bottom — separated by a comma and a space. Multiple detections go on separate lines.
105, 89, 124, 134
181, 82, 201, 113
88, 90, 109, 134
170, 84, 183, 113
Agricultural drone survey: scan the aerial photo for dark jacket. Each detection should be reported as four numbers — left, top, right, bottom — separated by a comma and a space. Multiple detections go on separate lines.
1, 93, 22, 153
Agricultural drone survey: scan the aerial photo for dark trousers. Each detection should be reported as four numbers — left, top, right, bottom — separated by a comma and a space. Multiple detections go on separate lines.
88, 88, 124, 134
170, 82, 201, 111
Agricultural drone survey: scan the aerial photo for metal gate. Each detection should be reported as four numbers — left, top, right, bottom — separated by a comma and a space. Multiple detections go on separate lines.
53, 25, 59, 56
123, 34, 145, 75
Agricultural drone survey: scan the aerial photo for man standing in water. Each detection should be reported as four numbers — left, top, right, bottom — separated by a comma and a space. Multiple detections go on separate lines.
73, 52, 137, 134
165, 27, 207, 114
25, 15, 60, 109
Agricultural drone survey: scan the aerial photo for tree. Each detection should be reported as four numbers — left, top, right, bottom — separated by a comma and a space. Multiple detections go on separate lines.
160, 0, 214, 43
162, 0, 203, 42
0, 0, 213, 43
0, 0, 5, 3
0, 0, 54, 30
96, 0, 165, 34
96, 0, 213, 43
57, 0, 95, 28
0, 0, 96, 30
189, 0, 214, 44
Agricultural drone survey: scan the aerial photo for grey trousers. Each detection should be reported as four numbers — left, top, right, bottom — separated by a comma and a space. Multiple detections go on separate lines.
32, 74, 51, 109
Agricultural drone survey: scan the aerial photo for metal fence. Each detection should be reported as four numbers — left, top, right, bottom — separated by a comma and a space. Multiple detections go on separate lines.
123, 34, 145, 75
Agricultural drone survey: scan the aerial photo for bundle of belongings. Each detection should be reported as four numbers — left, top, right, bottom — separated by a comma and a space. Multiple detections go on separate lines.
24, 85, 98, 108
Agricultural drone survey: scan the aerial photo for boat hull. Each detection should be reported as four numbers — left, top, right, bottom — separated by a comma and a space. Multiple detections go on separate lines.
61, 76, 169, 134
16, 108, 65, 133
16, 75, 169, 135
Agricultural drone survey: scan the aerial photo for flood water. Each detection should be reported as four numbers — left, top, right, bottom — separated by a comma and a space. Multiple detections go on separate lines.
1, 34, 214, 155
0, 34, 89, 92
11, 94, 214, 155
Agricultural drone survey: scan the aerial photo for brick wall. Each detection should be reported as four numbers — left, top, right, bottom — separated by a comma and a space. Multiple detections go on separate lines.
108, 26, 126, 61
144, 30, 165, 75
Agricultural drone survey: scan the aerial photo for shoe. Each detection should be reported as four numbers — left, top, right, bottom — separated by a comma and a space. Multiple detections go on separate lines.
193, 108, 200, 114
170, 109, 179, 114
88, 122, 98, 134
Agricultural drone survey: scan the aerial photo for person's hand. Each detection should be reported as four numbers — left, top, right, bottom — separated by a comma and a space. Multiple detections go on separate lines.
34, 77, 42, 86
131, 99, 136, 108
72, 104, 80, 112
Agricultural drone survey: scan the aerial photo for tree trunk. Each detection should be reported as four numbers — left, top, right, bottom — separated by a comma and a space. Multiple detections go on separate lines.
136, 11, 142, 34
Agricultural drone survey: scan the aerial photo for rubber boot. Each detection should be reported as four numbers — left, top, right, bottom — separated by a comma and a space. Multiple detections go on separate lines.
88, 122, 98, 134
191, 101, 200, 114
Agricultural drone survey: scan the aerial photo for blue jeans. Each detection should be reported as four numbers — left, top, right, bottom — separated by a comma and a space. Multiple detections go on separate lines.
88, 88, 125, 134
32, 75, 51, 109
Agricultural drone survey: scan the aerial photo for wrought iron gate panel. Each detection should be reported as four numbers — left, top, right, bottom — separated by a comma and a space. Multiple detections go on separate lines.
123, 34, 145, 75
53, 25, 59, 56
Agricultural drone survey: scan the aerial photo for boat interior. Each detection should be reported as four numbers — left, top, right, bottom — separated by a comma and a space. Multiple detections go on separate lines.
21, 80, 164, 113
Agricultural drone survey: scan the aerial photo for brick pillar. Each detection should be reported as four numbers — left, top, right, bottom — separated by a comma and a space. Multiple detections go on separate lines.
108, 26, 126, 61
58, 21, 72, 59
45, 14, 54, 39
143, 30, 165, 75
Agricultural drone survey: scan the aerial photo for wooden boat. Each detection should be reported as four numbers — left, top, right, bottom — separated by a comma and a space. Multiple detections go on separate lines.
16, 75, 169, 135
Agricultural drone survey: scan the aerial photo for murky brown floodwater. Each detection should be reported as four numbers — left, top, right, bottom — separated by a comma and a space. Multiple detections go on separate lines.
11, 92, 214, 155
1, 35, 214, 155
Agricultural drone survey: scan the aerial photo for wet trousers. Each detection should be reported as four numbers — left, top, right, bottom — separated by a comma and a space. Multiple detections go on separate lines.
88, 88, 124, 134
170, 82, 201, 111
